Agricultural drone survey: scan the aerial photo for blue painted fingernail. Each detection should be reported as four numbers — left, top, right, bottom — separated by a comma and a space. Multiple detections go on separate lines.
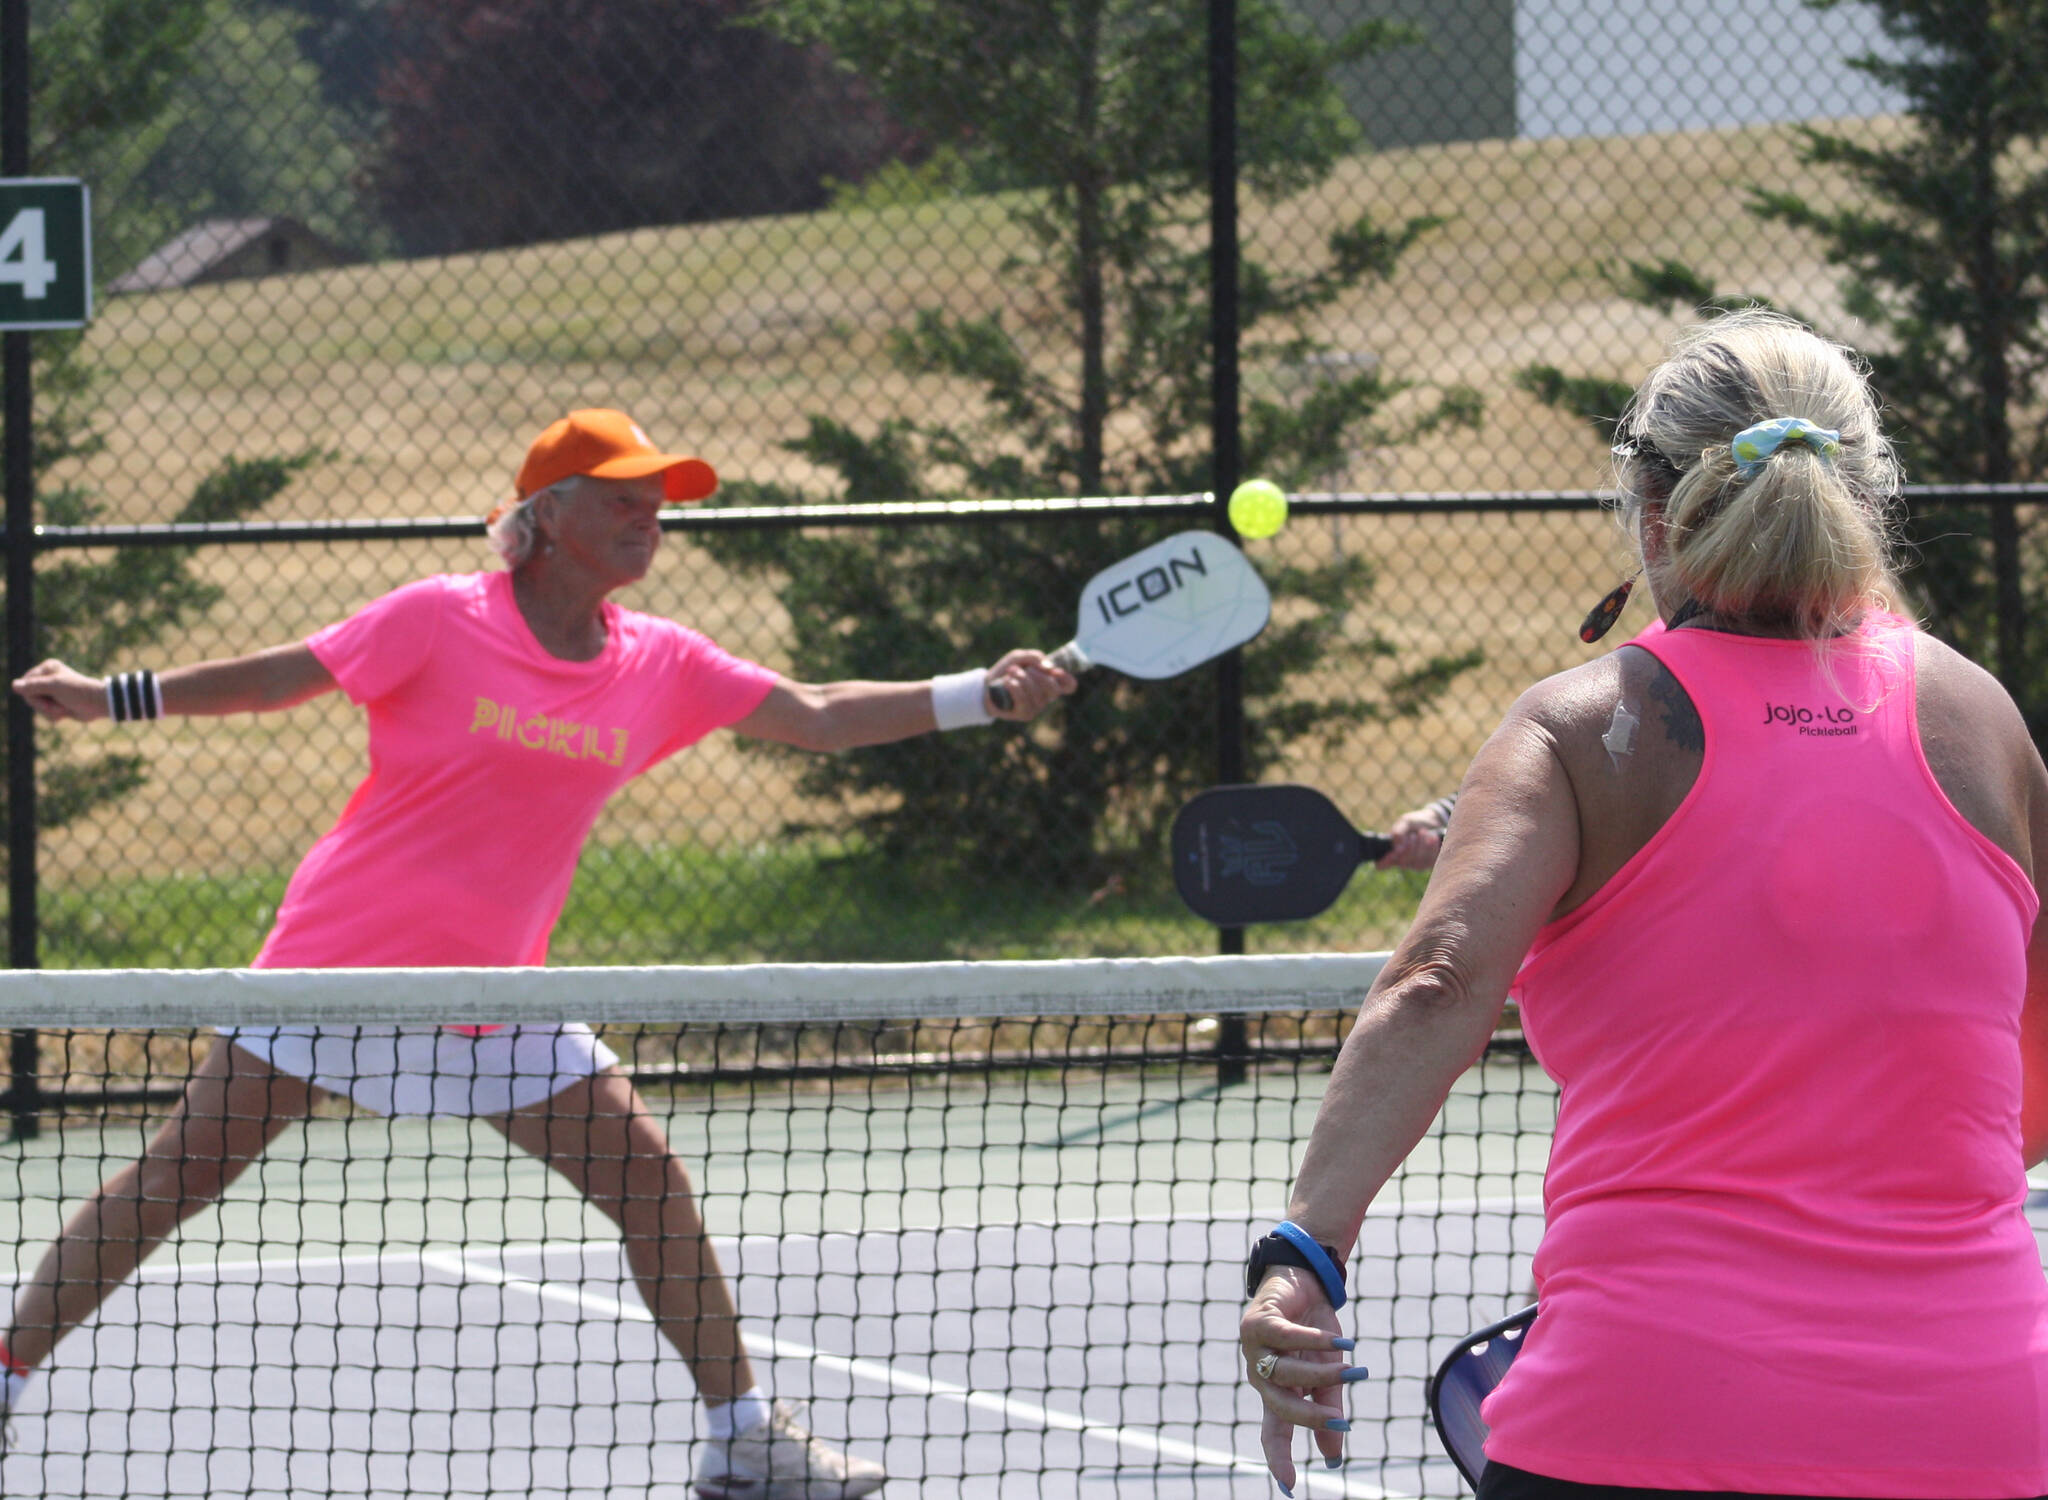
1324, 1456, 1346, 1470
1330, 1337, 1356, 1351
1325, 1418, 1351, 1433
1278, 1484, 1292, 1497
1340, 1365, 1372, 1383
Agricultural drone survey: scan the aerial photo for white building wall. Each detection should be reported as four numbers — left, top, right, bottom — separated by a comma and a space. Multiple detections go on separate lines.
1516, 1, 1910, 139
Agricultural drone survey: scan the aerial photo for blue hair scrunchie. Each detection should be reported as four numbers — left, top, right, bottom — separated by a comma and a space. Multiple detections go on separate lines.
1730, 417, 1841, 478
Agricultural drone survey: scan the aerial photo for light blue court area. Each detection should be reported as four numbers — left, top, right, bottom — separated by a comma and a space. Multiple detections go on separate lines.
0, 1053, 1541, 1498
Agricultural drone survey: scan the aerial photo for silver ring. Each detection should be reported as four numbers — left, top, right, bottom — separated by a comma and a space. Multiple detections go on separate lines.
1254, 1351, 1281, 1381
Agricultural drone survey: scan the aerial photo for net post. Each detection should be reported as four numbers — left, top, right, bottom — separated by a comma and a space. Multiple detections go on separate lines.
5, 1027, 37, 1140
1215, 1011, 1249, 1087
1209, 0, 1250, 1087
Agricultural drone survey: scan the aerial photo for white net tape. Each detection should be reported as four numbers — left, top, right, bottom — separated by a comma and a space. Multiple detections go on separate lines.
0, 952, 1392, 1027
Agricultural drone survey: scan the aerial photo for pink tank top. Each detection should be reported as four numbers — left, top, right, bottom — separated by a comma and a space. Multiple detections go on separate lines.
1484, 616, 2048, 1495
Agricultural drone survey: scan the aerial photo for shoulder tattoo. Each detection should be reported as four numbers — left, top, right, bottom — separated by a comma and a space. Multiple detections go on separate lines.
1646, 665, 1704, 752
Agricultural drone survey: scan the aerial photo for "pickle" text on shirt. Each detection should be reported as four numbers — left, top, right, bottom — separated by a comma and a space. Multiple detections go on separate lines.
468, 697, 629, 766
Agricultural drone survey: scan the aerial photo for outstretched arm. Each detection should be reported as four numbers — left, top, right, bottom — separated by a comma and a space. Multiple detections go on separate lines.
1292, 702, 1578, 1250
1242, 687, 1581, 1489
731, 649, 1074, 753
12, 645, 338, 723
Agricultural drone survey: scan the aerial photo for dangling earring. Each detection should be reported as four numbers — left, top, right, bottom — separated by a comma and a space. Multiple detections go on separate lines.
1579, 571, 1638, 643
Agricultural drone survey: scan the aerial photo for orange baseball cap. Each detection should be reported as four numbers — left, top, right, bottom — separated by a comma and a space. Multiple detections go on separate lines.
490, 409, 718, 522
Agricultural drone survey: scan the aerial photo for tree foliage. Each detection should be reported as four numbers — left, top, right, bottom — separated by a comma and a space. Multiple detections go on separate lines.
1768, 1, 2048, 487
1519, 2, 2048, 732
363, 0, 912, 255
27, 0, 379, 273
247, 0, 395, 131
1, 0, 324, 850
126, 1, 389, 263
701, 0, 1482, 886
23, 378, 321, 835
22, 0, 206, 272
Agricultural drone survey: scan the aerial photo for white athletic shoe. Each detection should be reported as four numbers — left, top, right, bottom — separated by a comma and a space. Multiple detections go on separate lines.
692, 1400, 886, 1500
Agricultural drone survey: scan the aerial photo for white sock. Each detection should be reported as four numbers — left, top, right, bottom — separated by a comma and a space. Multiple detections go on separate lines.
705, 1387, 773, 1440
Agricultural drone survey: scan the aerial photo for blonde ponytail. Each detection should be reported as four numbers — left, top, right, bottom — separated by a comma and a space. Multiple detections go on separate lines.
1614, 309, 1902, 640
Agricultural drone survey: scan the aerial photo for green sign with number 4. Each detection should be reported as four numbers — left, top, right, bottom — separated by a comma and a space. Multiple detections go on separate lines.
0, 180, 91, 329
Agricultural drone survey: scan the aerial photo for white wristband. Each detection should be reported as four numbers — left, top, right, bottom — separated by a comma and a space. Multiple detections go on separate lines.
930, 668, 993, 731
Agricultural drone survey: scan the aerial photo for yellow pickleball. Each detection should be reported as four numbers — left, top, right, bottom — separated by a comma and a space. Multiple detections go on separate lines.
1227, 478, 1289, 539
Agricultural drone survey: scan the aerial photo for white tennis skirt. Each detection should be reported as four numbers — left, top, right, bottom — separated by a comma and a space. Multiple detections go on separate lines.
215, 1022, 621, 1117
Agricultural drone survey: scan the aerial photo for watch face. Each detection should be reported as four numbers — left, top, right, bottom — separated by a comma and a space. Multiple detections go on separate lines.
1245, 1233, 1346, 1306
1244, 1235, 1291, 1297
1244, 1242, 1269, 1298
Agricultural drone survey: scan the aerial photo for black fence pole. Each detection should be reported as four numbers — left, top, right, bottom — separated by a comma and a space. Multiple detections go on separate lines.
3, 0, 39, 1140
1209, 0, 1250, 1086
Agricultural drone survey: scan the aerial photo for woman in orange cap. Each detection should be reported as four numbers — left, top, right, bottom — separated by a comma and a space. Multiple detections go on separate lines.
6, 409, 1075, 1499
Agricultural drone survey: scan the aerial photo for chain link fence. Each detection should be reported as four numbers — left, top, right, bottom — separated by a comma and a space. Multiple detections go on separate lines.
26, 497, 1628, 973
4, 0, 2045, 986
42, 1, 1933, 512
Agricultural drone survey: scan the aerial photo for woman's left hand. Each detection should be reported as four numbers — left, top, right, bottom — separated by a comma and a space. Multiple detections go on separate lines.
1375, 807, 1446, 871
984, 649, 1077, 720
1242, 1265, 1359, 1490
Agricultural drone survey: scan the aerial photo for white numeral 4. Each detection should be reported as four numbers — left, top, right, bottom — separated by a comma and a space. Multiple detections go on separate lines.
0, 209, 58, 300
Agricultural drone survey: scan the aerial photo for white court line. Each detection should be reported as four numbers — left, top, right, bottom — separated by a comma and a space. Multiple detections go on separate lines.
420, 1247, 1415, 1500
101, 1196, 1549, 1281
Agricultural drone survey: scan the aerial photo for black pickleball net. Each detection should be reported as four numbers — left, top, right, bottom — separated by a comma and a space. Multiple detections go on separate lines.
0, 956, 1551, 1499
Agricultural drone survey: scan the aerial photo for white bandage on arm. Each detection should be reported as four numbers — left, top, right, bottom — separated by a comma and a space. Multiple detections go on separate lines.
930, 667, 994, 731
1602, 699, 1640, 770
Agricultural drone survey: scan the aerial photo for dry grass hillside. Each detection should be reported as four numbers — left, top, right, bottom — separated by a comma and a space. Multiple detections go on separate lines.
39, 115, 1894, 892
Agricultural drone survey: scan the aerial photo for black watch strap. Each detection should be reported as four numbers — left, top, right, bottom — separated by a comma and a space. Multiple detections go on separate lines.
1244, 1231, 1346, 1300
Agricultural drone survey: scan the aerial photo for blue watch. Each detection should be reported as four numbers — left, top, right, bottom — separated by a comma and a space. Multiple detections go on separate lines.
1244, 1221, 1348, 1310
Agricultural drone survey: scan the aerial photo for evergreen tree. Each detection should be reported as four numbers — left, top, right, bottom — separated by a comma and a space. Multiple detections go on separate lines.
701, 0, 1482, 887
1754, 1, 2048, 716
1520, 3, 2048, 730
129, 0, 389, 263
4, 0, 323, 854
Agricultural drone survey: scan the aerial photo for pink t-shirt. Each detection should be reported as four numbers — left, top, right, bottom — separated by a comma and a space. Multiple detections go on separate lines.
252, 572, 778, 973
1487, 616, 2048, 1495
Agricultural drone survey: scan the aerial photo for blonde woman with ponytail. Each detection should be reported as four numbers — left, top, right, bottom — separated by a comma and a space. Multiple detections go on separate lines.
1241, 311, 2048, 1499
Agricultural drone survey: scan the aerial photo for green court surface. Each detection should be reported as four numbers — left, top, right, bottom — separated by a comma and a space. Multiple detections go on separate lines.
1, 1052, 1552, 1262
0, 1051, 1553, 1499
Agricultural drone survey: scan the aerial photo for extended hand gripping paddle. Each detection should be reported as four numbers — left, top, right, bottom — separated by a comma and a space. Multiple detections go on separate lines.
988, 530, 1270, 709
1170, 784, 1392, 926
1427, 1304, 1537, 1487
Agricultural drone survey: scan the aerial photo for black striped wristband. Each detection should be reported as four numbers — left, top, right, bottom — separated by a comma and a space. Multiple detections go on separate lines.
105, 670, 163, 723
